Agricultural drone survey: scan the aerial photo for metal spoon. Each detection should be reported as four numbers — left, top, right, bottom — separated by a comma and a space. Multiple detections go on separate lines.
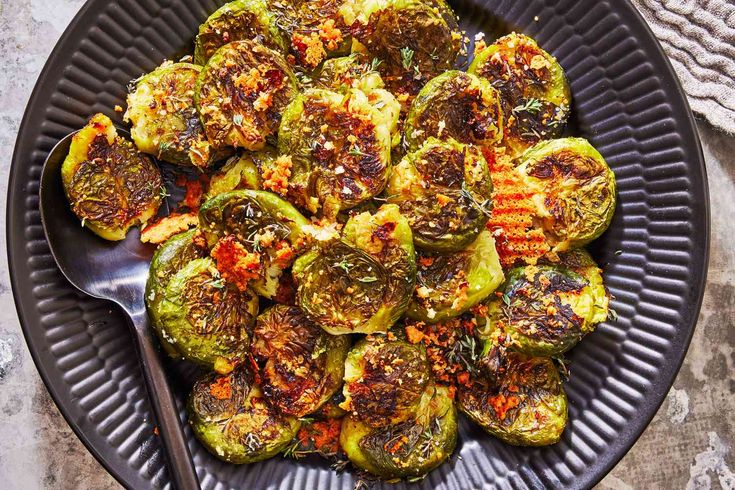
38, 130, 200, 490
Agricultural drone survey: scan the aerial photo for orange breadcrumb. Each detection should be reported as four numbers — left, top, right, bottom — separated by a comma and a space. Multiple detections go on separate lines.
318, 19, 343, 51
488, 393, 520, 421
292, 32, 327, 68
210, 376, 232, 400
262, 155, 292, 196
140, 212, 198, 244
211, 235, 262, 291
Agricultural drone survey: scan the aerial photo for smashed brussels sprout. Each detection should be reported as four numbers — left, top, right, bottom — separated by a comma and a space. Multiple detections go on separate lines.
482, 249, 609, 357
341, 385, 457, 479
516, 137, 616, 252
342, 335, 430, 427
278, 88, 393, 216
199, 190, 311, 298
61, 113, 162, 241
405, 70, 503, 150
188, 366, 300, 464
145, 229, 208, 357
408, 229, 504, 323
252, 305, 350, 417
293, 204, 416, 334
277, 0, 351, 68
469, 32, 571, 156
196, 40, 298, 150
340, 0, 461, 94
152, 256, 258, 369
125, 62, 221, 167
458, 347, 567, 446
206, 146, 279, 197
386, 138, 493, 252
194, 0, 288, 65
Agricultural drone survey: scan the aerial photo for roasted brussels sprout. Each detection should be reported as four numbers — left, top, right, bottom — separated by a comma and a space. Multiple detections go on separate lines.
277, 0, 352, 69
125, 62, 221, 167
469, 32, 571, 156
193, 0, 288, 65
207, 146, 279, 197
278, 88, 393, 216
188, 366, 300, 464
252, 305, 350, 417
386, 138, 493, 252
196, 40, 299, 151
293, 204, 416, 334
458, 347, 567, 446
313, 54, 384, 92
341, 335, 431, 427
404, 70, 503, 150
61, 113, 162, 241
340, 0, 462, 94
516, 138, 616, 252
341, 385, 457, 479
481, 249, 609, 357
151, 256, 258, 369
199, 190, 311, 298
314, 56, 401, 143
408, 229, 504, 323
145, 229, 208, 356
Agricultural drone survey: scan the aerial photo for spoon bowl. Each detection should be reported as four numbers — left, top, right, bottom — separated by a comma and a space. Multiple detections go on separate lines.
39, 130, 201, 490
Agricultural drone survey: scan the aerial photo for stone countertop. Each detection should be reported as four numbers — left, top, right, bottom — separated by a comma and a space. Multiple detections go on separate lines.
0, 1, 732, 488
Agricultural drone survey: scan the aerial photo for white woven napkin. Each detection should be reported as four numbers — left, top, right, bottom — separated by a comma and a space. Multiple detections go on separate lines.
631, 0, 735, 134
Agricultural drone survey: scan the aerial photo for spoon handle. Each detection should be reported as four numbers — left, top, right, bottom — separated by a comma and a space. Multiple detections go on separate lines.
127, 310, 201, 490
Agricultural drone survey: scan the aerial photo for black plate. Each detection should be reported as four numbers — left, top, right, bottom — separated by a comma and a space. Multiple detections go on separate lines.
7, 0, 709, 488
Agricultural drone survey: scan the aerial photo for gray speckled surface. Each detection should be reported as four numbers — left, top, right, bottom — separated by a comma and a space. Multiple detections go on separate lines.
0, 1, 732, 489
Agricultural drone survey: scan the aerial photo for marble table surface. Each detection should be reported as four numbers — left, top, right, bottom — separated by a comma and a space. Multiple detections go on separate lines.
0, 1, 732, 488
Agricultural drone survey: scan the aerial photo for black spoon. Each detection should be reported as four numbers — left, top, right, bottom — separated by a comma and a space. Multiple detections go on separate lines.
38, 130, 201, 490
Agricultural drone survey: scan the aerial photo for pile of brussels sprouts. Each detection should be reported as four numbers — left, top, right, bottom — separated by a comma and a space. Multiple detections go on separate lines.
60, 0, 617, 482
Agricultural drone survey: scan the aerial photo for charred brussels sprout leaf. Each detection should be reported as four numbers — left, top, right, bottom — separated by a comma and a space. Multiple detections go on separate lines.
188, 366, 300, 464
194, 0, 288, 65
61, 113, 162, 241
342, 335, 430, 427
408, 229, 504, 323
340, 0, 461, 95
483, 249, 609, 357
341, 385, 457, 479
469, 33, 571, 156
276, 0, 352, 69
405, 70, 503, 150
125, 62, 222, 167
293, 204, 416, 334
196, 40, 298, 151
458, 348, 567, 446
252, 305, 350, 417
199, 190, 311, 298
145, 229, 208, 357
154, 257, 258, 370
207, 146, 279, 197
278, 88, 393, 216
516, 137, 616, 251
387, 138, 493, 252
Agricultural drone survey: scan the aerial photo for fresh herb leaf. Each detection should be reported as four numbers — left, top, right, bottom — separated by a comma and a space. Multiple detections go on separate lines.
357, 276, 378, 283
369, 57, 382, 72
400, 47, 415, 70
233, 114, 244, 126
513, 98, 543, 115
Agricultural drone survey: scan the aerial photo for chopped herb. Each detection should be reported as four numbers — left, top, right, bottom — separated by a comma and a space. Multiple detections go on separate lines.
357, 276, 378, 283
513, 98, 543, 115
349, 146, 370, 158
334, 260, 352, 273
369, 57, 382, 72
159, 185, 170, 200
502, 293, 511, 307
233, 114, 244, 126
608, 308, 618, 321
400, 47, 414, 70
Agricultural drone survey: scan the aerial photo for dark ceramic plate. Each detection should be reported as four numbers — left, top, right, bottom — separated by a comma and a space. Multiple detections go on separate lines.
7, 0, 709, 488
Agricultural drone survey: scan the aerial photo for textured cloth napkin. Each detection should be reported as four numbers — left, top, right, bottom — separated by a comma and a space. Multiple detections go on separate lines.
631, 0, 735, 134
